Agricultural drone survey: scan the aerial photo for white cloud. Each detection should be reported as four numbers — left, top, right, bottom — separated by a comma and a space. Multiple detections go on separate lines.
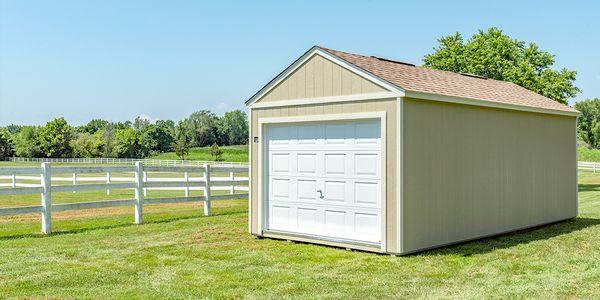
137, 114, 159, 124
214, 102, 231, 115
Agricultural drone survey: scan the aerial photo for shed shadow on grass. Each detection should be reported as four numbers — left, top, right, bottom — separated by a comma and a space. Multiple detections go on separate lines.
0, 208, 245, 241
420, 217, 600, 257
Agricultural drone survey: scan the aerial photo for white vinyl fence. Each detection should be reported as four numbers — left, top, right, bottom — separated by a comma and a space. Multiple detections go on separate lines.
0, 162, 248, 234
9, 157, 248, 167
578, 161, 600, 172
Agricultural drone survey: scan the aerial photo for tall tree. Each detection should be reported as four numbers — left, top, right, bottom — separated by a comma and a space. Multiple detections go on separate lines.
218, 110, 248, 145
39, 117, 74, 158
575, 98, 600, 148
184, 110, 219, 147
133, 116, 151, 131
4, 124, 22, 135
71, 132, 104, 157
0, 129, 14, 160
172, 121, 192, 160
76, 119, 109, 134
112, 128, 142, 158
423, 28, 579, 104
142, 121, 175, 153
13, 126, 43, 158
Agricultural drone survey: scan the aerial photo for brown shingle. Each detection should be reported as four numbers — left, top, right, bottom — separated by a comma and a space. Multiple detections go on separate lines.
319, 46, 578, 113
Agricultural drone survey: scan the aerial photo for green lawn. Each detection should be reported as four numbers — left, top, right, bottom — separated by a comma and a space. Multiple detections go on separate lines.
0, 172, 599, 298
150, 145, 249, 162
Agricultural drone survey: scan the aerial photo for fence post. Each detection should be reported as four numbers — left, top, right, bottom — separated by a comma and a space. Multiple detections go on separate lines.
106, 172, 111, 195
72, 173, 77, 193
203, 164, 212, 216
595, 163, 597, 173
134, 162, 144, 224
41, 162, 52, 234
143, 171, 148, 197
184, 171, 189, 197
229, 171, 235, 195
11, 173, 16, 188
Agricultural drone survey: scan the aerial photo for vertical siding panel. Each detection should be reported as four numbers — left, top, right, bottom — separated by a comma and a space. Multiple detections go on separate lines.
297, 63, 306, 99
288, 70, 297, 99
351, 73, 362, 94
332, 63, 342, 96
305, 58, 315, 98
314, 56, 324, 97
402, 98, 577, 253
323, 58, 333, 97
341, 69, 352, 95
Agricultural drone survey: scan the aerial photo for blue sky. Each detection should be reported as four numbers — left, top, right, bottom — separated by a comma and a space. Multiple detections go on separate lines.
1, 0, 599, 126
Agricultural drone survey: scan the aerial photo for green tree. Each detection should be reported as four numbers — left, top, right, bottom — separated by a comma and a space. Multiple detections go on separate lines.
218, 110, 248, 145
141, 121, 174, 154
172, 121, 192, 160
112, 128, 142, 158
210, 143, 223, 161
4, 124, 22, 135
575, 98, 600, 147
76, 119, 109, 134
13, 126, 43, 157
40, 117, 74, 158
184, 110, 219, 147
423, 28, 579, 104
99, 124, 116, 158
71, 132, 105, 157
0, 129, 14, 160
133, 116, 151, 131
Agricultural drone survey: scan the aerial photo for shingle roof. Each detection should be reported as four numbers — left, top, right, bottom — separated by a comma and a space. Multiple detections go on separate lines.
318, 46, 578, 114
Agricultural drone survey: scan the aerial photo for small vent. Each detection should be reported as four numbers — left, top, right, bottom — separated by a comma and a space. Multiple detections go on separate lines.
459, 72, 487, 80
371, 56, 415, 67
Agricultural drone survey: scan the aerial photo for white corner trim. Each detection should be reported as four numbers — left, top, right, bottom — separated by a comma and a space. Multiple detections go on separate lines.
248, 92, 400, 109
405, 91, 580, 117
396, 97, 403, 254
257, 111, 388, 252
248, 107, 253, 234
245, 47, 405, 107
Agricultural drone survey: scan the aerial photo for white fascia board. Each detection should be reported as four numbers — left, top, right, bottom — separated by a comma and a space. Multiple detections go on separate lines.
248, 92, 399, 109
245, 46, 405, 107
405, 91, 580, 117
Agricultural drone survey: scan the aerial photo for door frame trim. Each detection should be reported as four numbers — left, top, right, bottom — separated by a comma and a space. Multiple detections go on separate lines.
257, 112, 387, 252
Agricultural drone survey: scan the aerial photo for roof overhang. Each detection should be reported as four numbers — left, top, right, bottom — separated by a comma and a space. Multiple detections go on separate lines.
405, 91, 580, 117
245, 46, 405, 107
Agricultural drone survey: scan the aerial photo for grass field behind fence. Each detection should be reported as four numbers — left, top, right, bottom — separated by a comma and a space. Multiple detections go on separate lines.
150, 145, 249, 162
0, 166, 599, 298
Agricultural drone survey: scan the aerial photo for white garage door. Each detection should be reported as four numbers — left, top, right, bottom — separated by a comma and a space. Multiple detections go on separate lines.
265, 119, 382, 244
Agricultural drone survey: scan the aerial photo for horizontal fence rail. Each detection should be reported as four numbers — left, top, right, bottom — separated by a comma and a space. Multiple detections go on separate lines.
9, 157, 248, 167
578, 161, 600, 173
0, 162, 249, 234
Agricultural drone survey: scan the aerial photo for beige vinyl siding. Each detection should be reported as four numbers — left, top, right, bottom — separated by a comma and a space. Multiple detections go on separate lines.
249, 98, 398, 252
401, 98, 577, 253
260, 54, 387, 102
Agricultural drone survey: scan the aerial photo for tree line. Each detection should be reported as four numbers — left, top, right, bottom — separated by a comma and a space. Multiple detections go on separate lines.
0, 27, 589, 159
0, 109, 248, 161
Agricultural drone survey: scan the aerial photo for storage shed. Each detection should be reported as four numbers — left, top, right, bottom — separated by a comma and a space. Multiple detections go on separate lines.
245, 46, 579, 254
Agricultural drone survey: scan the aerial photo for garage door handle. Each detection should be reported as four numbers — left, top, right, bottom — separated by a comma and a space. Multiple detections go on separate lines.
317, 190, 324, 199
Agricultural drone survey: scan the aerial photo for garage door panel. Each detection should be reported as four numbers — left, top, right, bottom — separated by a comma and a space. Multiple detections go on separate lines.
354, 153, 380, 177
266, 120, 382, 244
270, 178, 290, 200
297, 207, 319, 229
297, 179, 318, 201
297, 153, 317, 174
270, 153, 291, 173
324, 180, 346, 203
355, 181, 379, 206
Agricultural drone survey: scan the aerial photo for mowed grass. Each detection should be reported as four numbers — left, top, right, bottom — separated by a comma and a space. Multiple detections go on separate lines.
150, 145, 248, 162
0, 171, 599, 298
